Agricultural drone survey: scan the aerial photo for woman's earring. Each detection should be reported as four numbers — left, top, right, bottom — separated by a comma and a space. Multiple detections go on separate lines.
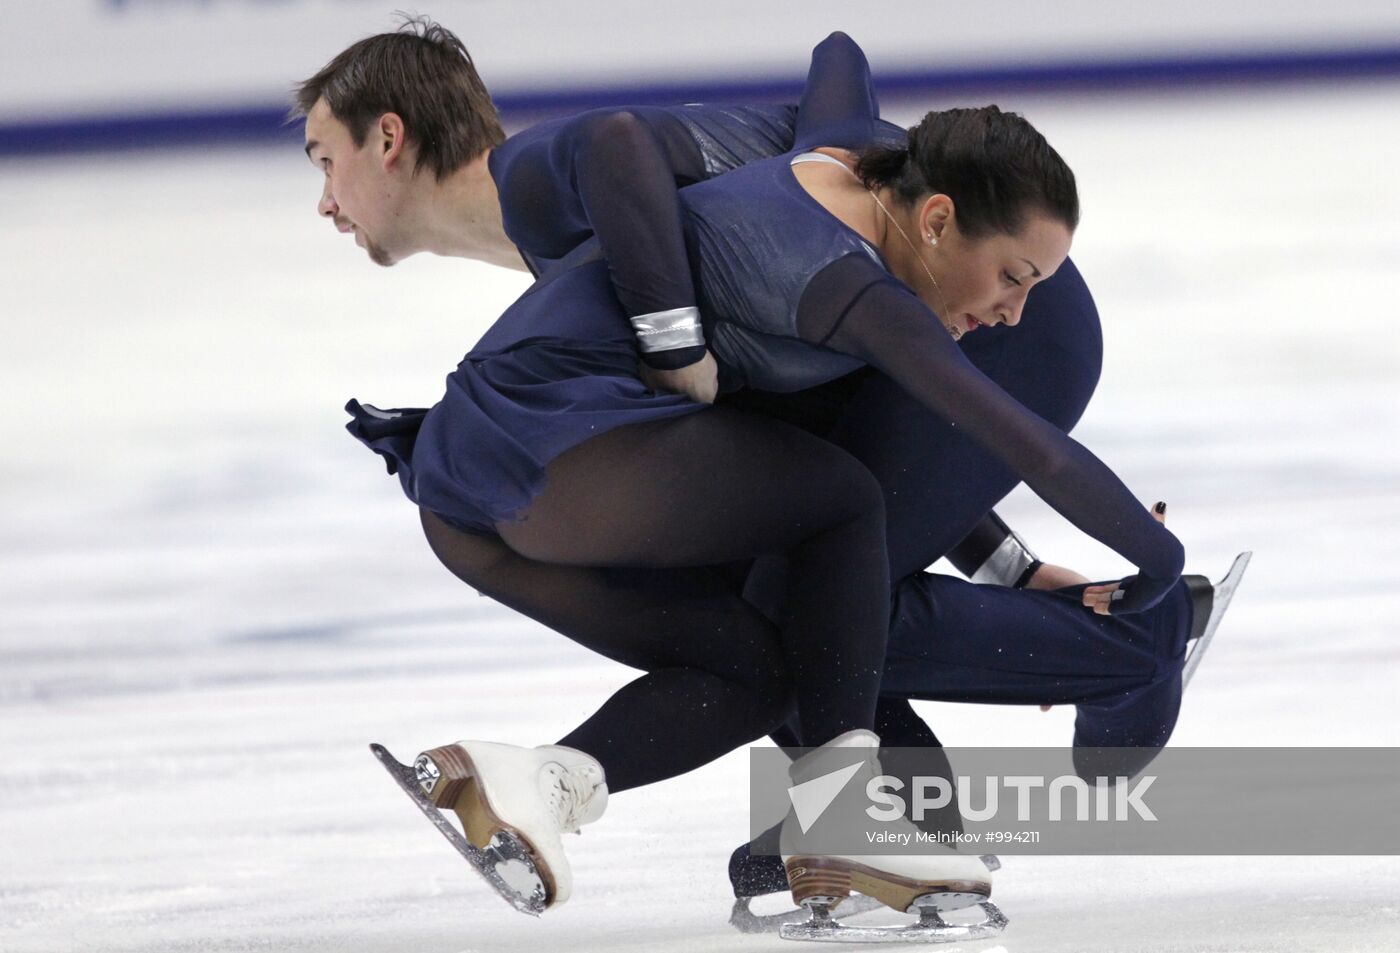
927, 235, 938, 248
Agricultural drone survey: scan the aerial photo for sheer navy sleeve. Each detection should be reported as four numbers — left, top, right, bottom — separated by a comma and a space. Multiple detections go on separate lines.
536, 109, 710, 369
798, 255, 1184, 612
793, 32, 879, 150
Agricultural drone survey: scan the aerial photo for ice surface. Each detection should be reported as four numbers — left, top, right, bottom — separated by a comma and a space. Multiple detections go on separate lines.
2, 81, 1399, 952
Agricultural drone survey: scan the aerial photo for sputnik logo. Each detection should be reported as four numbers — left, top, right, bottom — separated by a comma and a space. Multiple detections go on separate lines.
787, 762, 864, 833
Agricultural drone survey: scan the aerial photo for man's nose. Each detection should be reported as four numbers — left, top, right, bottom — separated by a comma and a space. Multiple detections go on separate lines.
318, 182, 337, 218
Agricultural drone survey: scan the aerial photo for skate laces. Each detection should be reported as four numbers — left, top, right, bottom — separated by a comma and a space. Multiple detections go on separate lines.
544, 763, 599, 833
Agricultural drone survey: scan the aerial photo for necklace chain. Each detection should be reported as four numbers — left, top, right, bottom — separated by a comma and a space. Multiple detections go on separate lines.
868, 189, 960, 340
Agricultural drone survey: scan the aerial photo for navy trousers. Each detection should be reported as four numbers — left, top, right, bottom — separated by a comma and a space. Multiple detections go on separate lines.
730, 258, 1193, 750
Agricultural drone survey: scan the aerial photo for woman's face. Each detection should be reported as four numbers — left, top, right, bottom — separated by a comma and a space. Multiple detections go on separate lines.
918, 198, 1074, 337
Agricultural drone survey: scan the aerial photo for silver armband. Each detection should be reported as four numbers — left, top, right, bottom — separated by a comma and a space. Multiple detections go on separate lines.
629, 306, 704, 353
969, 530, 1039, 587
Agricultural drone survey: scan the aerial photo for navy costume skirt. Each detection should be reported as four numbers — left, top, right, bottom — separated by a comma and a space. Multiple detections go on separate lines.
346, 254, 704, 534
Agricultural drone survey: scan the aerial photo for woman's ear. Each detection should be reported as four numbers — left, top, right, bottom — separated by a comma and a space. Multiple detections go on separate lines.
920, 193, 955, 243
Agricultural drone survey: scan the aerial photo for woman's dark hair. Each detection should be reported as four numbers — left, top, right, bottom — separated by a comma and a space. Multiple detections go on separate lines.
291, 15, 504, 181
857, 106, 1079, 238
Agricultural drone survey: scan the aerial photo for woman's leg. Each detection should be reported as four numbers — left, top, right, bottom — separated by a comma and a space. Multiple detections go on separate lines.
495, 408, 889, 753
421, 510, 792, 792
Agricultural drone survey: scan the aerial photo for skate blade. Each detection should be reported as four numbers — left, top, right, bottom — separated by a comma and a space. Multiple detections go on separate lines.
729, 894, 883, 934
370, 743, 547, 917
779, 899, 1008, 944
1181, 551, 1251, 688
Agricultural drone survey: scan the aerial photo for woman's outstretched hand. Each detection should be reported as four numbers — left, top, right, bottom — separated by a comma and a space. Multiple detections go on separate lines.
1082, 501, 1169, 616
641, 350, 719, 404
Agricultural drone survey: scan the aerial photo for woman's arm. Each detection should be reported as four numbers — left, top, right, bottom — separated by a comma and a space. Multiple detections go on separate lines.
547, 109, 709, 373
793, 31, 880, 150
801, 257, 1184, 612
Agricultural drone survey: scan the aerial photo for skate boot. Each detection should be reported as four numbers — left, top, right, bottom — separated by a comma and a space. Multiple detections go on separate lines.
778, 729, 1007, 943
370, 740, 605, 914
417, 741, 607, 908
728, 833, 883, 933
727, 829, 1001, 934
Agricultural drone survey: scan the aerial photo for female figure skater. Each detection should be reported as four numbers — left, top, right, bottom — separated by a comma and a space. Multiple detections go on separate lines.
338, 91, 1183, 923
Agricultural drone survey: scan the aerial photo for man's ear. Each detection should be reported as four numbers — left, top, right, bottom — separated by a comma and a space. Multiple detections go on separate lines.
378, 112, 407, 170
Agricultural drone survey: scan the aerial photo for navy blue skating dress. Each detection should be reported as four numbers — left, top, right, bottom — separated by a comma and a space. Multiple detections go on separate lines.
343, 150, 882, 535
345, 248, 703, 535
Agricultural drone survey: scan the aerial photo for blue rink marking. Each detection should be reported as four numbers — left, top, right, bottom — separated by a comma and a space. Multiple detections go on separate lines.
4, 44, 1400, 156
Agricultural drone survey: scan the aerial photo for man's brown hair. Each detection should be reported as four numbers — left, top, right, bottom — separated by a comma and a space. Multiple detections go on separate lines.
292, 15, 504, 180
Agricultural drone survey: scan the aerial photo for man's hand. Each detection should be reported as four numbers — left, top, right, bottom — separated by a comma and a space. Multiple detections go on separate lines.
1024, 563, 1092, 591
642, 350, 719, 404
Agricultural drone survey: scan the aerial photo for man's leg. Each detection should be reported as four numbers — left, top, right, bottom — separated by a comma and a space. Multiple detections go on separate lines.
885, 570, 1198, 783
884, 573, 1192, 726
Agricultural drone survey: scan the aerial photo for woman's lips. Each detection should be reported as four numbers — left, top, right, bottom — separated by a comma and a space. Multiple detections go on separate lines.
965, 315, 981, 331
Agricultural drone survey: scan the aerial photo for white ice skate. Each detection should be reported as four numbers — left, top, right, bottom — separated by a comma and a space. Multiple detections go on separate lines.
371, 740, 606, 914
778, 729, 1007, 943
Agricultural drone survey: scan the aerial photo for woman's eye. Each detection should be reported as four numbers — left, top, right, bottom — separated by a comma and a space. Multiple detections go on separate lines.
1004, 272, 1021, 287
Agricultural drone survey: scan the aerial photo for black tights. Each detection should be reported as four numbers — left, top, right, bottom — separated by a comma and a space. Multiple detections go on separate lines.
422, 408, 889, 793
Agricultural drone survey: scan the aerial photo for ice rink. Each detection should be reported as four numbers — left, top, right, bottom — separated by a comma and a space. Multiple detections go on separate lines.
3, 79, 1399, 952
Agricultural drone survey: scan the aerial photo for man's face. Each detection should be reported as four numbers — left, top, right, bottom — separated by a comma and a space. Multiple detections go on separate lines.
304, 97, 403, 267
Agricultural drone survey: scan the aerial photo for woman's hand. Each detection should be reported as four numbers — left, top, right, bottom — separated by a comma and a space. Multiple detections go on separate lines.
641, 350, 719, 404
1082, 502, 1169, 615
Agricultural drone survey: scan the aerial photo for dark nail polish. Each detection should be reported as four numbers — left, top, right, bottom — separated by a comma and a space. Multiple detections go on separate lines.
1154, 501, 1167, 514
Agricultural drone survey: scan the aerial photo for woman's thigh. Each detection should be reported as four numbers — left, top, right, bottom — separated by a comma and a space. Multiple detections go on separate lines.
420, 508, 788, 690
495, 407, 884, 568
